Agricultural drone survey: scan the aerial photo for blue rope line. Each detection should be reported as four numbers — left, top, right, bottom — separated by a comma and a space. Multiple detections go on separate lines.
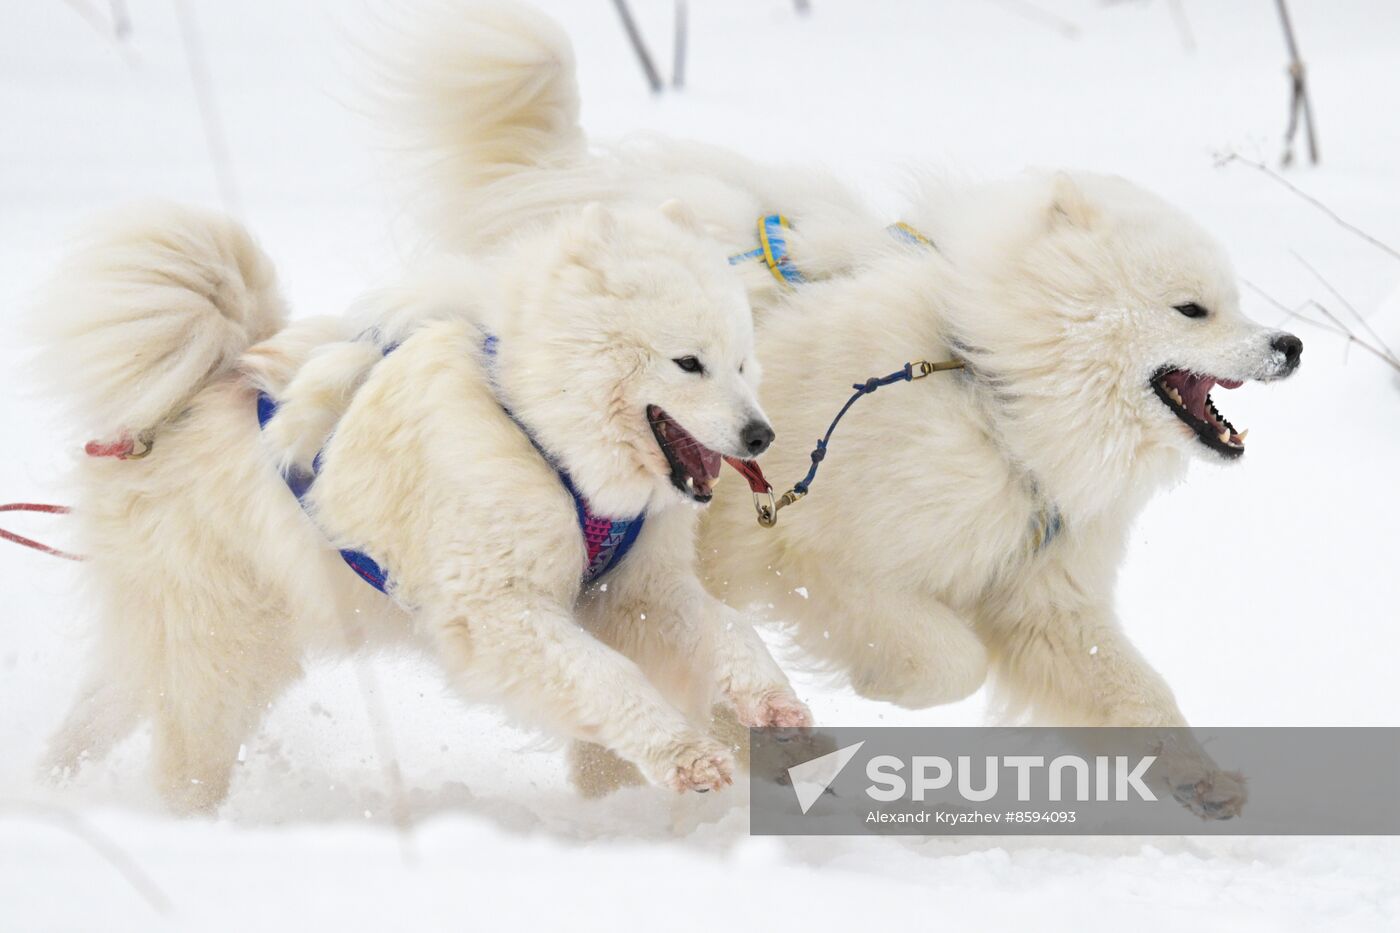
793, 363, 918, 496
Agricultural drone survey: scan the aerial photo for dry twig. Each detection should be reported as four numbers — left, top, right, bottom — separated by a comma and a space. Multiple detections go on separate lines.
1218, 153, 1400, 264
1244, 280, 1400, 375
672, 0, 687, 89
1167, 0, 1195, 54
1274, 0, 1319, 166
61, 0, 137, 64
1291, 251, 1399, 365
174, 0, 243, 217
0, 800, 171, 916
610, 0, 663, 94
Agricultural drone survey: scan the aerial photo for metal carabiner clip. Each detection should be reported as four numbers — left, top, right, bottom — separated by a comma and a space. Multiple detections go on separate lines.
755, 488, 805, 528
754, 490, 778, 527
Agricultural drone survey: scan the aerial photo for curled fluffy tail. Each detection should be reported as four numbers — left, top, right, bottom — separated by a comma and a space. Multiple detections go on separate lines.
32, 203, 286, 441
373, 0, 602, 245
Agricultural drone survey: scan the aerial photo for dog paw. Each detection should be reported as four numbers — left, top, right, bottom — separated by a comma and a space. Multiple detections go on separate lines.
738, 689, 814, 730
661, 737, 735, 794
1170, 768, 1247, 820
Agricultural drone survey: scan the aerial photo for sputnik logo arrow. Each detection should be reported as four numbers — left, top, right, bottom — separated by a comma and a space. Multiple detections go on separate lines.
787, 741, 865, 814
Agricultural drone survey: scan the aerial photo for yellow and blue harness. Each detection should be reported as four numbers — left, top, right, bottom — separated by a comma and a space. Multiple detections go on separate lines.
727, 214, 937, 286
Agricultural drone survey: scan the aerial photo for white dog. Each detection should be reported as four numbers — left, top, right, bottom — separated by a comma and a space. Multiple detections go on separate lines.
372, 1, 1305, 816
35, 201, 811, 813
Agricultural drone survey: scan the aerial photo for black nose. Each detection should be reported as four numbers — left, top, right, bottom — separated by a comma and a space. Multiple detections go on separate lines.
1271, 333, 1303, 372
740, 420, 775, 457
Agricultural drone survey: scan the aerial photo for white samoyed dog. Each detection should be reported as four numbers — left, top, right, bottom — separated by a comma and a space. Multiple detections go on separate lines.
370, 1, 1305, 817
34, 201, 812, 813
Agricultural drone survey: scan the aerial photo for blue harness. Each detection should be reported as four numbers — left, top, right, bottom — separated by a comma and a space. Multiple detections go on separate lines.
256, 334, 645, 596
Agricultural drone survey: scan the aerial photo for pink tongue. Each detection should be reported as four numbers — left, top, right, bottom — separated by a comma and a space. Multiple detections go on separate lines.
673, 424, 721, 481
1181, 374, 1216, 414
1217, 378, 1243, 389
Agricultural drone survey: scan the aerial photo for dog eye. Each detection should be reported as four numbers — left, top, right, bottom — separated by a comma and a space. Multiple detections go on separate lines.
1174, 302, 1209, 319
673, 356, 704, 374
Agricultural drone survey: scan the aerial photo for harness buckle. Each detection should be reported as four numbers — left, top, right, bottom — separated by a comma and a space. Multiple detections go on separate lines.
909, 358, 964, 380
755, 488, 805, 528
125, 436, 154, 460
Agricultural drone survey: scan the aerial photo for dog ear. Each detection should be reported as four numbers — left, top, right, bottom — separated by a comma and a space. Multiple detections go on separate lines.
1048, 172, 1098, 230
659, 198, 704, 234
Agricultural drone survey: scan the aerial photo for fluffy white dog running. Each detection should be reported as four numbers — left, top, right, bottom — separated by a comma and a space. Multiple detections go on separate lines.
376, 1, 1305, 816
35, 201, 811, 813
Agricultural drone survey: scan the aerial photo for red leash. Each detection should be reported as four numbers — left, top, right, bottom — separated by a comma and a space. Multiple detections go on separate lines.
84, 432, 151, 460
1, 433, 148, 561
0, 503, 83, 562
723, 456, 772, 495
722, 456, 779, 526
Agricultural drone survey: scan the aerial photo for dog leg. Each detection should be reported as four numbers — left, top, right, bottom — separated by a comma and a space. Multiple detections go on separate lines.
43, 672, 142, 781
791, 582, 988, 709
142, 572, 305, 814
151, 647, 303, 815
980, 590, 1183, 727
568, 513, 809, 801
585, 586, 810, 727
571, 585, 808, 796
151, 640, 303, 816
588, 508, 811, 729
430, 595, 734, 794
979, 570, 1246, 819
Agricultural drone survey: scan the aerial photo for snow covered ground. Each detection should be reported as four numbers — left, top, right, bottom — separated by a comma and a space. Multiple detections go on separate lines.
3, 1, 1399, 930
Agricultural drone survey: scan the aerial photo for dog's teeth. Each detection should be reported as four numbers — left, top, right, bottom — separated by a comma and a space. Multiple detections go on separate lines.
1167, 388, 1182, 405
1217, 429, 1231, 444
1237, 429, 1249, 442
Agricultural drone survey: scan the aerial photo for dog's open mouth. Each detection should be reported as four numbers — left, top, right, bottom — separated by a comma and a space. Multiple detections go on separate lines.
1151, 368, 1248, 458
647, 405, 722, 502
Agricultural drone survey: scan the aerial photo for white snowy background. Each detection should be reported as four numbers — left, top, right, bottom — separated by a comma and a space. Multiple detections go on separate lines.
3, 1, 1399, 930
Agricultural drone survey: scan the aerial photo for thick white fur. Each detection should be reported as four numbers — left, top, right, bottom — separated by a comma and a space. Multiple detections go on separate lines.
377, 1, 1307, 815
37, 201, 810, 813
30, 203, 288, 441
371, 0, 886, 309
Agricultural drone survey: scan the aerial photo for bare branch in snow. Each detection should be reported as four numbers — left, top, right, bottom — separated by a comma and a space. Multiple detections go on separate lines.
0, 800, 171, 915
174, 0, 243, 218
1291, 251, 1399, 366
610, 0, 663, 94
1217, 153, 1400, 264
1168, 0, 1195, 54
61, 0, 137, 63
336, 615, 417, 864
1274, 0, 1319, 166
1244, 280, 1400, 375
62, 0, 115, 39
672, 0, 687, 90
110, 0, 131, 39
